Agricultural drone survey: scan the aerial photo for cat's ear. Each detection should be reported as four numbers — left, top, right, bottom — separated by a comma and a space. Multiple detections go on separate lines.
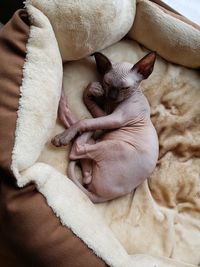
93, 52, 112, 75
131, 52, 156, 80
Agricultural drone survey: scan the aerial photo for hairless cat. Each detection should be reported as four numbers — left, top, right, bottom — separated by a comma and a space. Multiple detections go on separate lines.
52, 52, 159, 203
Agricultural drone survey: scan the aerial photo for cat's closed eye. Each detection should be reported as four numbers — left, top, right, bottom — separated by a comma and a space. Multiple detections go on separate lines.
121, 86, 130, 90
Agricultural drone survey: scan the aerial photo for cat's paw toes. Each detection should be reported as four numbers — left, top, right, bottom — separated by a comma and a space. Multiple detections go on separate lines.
89, 82, 104, 97
51, 135, 62, 147
51, 131, 71, 147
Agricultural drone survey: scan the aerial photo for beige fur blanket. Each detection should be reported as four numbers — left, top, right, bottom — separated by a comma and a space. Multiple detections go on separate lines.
38, 39, 200, 266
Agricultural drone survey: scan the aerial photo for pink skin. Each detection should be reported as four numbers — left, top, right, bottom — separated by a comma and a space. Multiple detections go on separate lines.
52, 52, 159, 203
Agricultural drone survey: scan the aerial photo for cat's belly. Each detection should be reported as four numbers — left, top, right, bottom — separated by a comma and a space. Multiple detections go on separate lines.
101, 123, 158, 152
90, 130, 158, 198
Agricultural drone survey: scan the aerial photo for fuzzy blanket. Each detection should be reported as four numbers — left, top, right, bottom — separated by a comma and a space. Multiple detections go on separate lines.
38, 39, 200, 266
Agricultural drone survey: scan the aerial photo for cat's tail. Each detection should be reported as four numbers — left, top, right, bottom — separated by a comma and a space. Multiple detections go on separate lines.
67, 161, 109, 203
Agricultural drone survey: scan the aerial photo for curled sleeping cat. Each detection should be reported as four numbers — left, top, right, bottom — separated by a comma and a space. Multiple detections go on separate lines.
52, 52, 159, 203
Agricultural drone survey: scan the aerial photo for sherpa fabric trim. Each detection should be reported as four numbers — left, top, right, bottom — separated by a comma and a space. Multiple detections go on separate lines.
11, 4, 63, 181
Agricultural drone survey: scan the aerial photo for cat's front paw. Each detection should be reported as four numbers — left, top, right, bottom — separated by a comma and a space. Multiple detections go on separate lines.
51, 128, 77, 147
88, 82, 104, 97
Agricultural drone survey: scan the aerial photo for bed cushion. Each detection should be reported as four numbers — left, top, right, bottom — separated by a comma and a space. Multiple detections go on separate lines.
128, 0, 200, 68
25, 0, 136, 61
0, 10, 29, 173
0, 2, 200, 267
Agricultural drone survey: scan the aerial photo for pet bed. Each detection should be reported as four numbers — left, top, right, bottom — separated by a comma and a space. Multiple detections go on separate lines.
0, 0, 200, 266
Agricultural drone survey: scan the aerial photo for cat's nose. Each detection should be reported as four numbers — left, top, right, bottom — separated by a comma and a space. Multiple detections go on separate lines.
108, 88, 119, 101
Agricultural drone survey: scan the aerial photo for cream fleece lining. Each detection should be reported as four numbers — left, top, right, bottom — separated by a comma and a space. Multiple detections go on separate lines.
128, 0, 200, 68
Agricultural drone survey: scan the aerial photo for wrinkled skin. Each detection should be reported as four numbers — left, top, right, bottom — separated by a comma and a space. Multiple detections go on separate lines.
52, 52, 159, 203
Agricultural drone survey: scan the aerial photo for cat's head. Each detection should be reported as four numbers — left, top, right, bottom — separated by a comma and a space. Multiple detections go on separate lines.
94, 51, 156, 102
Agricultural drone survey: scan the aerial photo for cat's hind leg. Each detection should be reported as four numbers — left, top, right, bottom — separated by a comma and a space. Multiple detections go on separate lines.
70, 132, 95, 185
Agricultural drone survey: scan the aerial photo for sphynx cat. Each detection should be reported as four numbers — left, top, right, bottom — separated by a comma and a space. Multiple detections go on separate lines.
52, 52, 159, 203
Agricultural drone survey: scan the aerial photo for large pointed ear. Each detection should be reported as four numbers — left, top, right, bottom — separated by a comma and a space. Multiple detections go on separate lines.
132, 52, 156, 80
93, 52, 112, 75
